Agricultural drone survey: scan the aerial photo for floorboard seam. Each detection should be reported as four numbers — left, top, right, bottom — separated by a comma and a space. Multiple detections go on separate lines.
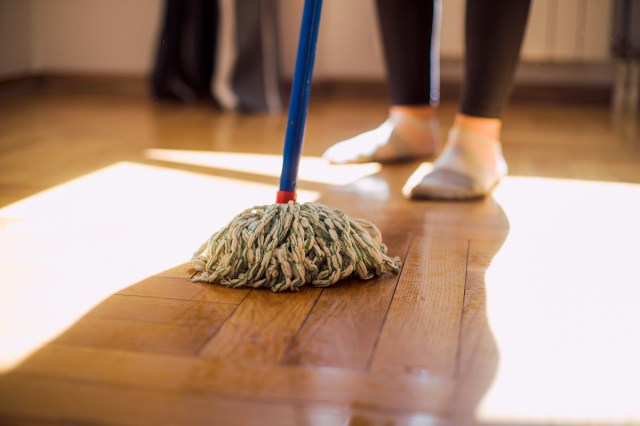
194, 289, 254, 356
364, 233, 414, 371
453, 239, 471, 380
278, 288, 325, 365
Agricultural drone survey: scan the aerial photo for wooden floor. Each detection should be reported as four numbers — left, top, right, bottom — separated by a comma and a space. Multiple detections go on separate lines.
0, 92, 639, 426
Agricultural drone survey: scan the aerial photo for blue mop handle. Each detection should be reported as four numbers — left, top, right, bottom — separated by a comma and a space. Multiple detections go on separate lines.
277, 0, 323, 204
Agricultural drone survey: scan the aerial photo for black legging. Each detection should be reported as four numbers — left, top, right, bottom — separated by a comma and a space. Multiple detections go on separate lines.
376, 0, 531, 118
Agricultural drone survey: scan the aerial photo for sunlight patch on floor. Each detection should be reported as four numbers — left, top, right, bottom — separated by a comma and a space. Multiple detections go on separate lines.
145, 149, 382, 186
478, 176, 640, 424
401, 162, 435, 198
0, 162, 319, 372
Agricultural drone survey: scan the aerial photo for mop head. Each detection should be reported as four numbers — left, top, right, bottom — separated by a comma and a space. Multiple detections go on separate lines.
191, 201, 401, 292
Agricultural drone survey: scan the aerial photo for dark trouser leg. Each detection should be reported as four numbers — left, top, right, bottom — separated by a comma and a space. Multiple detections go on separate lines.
375, 0, 439, 106
152, 0, 218, 103
181, 0, 218, 99
152, 0, 189, 101
461, 0, 531, 118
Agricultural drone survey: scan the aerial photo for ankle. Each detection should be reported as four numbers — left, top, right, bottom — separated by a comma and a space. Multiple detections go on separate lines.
390, 104, 437, 120
454, 113, 502, 141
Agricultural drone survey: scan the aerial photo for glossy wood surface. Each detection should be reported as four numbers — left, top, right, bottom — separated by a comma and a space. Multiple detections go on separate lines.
1, 92, 639, 425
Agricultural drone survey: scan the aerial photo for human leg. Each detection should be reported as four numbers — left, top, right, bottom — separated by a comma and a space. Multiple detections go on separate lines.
323, 0, 441, 164
408, 0, 531, 200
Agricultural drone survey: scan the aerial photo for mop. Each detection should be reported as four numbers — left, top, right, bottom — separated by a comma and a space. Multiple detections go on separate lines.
190, 0, 401, 292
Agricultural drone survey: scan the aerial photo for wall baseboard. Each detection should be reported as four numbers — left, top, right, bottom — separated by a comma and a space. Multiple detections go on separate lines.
308, 59, 615, 104
0, 60, 613, 104
307, 80, 611, 104
0, 73, 149, 98
0, 74, 41, 97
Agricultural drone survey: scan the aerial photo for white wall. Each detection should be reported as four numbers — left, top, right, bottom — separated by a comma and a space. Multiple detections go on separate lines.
0, 0, 614, 81
280, 0, 613, 79
30, 0, 162, 74
0, 0, 162, 78
278, 0, 385, 79
439, 0, 613, 62
0, 0, 33, 78
523, 0, 612, 62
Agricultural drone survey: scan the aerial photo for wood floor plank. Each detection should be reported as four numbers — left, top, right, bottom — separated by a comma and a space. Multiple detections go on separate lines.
612, 160, 640, 183
118, 274, 250, 305
339, 201, 511, 241
570, 159, 622, 182
54, 317, 218, 355
0, 373, 448, 426
0, 375, 349, 426
3, 93, 639, 425
14, 344, 452, 414
369, 237, 468, 377
199, 287, 322, 363
450, 239, 504, 422
156, 262, 196, 278
0, 417, 61, 426
283, 233, 411, 369
87, 294, 236, 327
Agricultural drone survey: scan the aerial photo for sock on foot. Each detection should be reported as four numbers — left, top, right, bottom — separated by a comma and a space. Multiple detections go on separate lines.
404, 127, 508, 200
322, 114, 440, 164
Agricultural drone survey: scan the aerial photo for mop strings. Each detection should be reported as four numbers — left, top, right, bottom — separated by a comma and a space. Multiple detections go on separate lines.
191, 201, 401, 292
